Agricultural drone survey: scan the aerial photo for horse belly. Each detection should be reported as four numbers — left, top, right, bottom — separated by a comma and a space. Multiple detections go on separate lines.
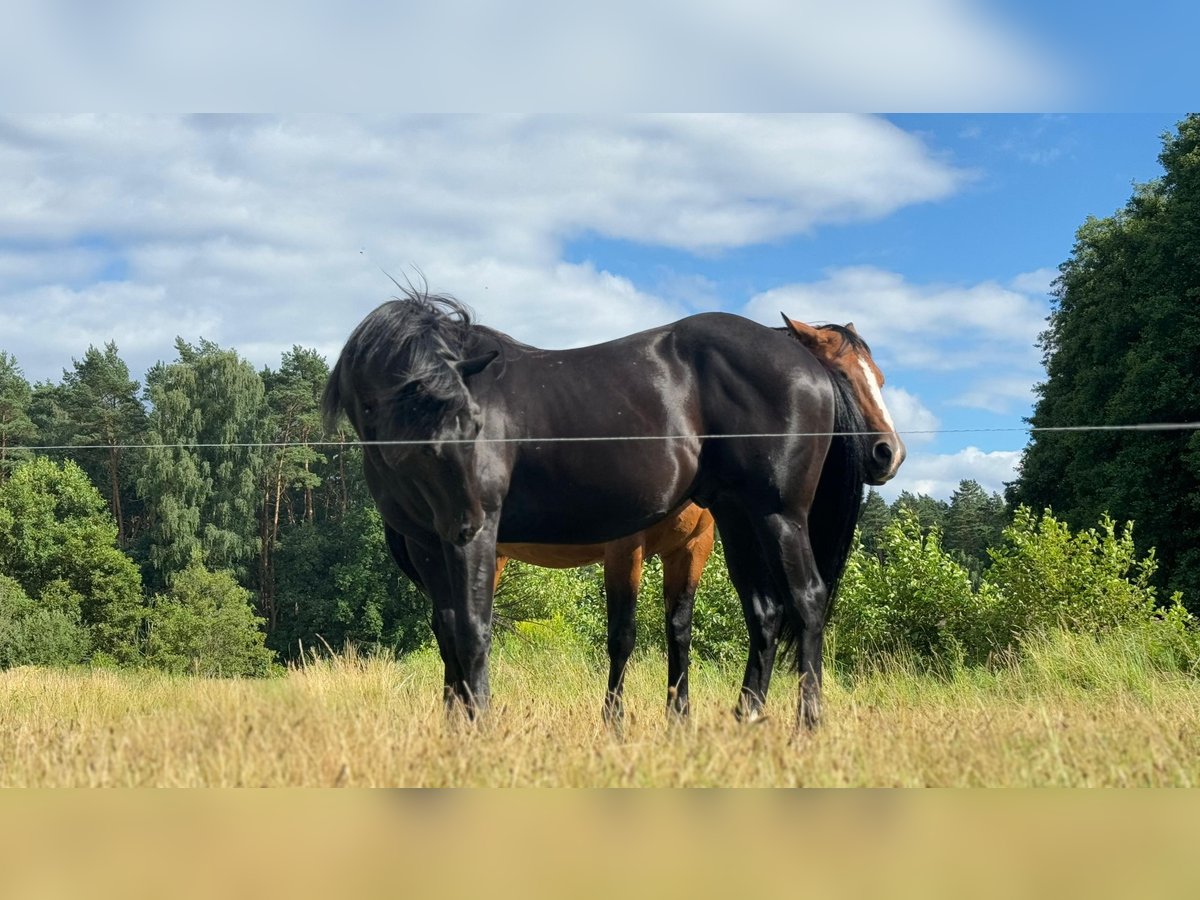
495, 542, 605, 567
497, 446, 696, 545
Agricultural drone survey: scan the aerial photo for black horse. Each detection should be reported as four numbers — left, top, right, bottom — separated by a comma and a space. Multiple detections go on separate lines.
323, 290, 905, 729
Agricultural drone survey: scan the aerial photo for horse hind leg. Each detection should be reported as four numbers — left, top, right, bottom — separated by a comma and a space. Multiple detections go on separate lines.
752, 513, 829, 731
713, 504, 783, 723
660, 528, 712, 719
602, 541, 644, 728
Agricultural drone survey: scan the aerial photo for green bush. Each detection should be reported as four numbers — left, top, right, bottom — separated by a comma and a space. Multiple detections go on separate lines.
145, 556, 277, 677
494, 560, 604, 653
831, 505, 1200, 675
0, 457, 143, 662
985, 507, 1165, 641
0, 574, 91, 668
833, 508, 994, 671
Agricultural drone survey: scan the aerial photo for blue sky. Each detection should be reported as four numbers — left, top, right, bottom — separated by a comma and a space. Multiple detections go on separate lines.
0, 114, 1189, 500
560, 114, 1186, 494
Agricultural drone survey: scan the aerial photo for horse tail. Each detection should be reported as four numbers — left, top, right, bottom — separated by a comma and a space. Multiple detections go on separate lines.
779, 369, 867, 669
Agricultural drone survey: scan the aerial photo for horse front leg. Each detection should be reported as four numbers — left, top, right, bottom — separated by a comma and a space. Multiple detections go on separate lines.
406, 524, 498, 718
399, 533, 467, 711
440, 518, 500, 719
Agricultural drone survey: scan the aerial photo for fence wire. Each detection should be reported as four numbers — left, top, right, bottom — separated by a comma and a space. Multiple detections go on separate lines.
9, 421, 1200, 452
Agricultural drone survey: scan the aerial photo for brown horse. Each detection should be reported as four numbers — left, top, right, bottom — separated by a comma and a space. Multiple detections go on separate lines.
496, 503, 714, 718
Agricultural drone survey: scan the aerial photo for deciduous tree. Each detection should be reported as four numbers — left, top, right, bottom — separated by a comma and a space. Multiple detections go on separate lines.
139, 338, 266, 586
1009, 115, 1200, 607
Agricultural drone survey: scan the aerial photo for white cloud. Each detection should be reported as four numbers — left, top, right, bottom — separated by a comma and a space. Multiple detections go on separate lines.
0, 1, 1074, 110
878, 446, 1021, 501
884, 387, 939, 444
747, 266, 1047, 357
0, 114, 967, 382
1009, 267, 1058, 296
745, 266, 1051, 414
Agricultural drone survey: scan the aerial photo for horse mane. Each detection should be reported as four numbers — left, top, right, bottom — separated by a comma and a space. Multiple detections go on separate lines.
817, 323, 871, 357
322, 287, 477, 431
810, 369, 868, 604
773, 322, 872, 358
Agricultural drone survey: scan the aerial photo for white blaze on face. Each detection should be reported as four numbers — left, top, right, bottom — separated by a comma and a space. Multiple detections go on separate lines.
857, 358, 895, 433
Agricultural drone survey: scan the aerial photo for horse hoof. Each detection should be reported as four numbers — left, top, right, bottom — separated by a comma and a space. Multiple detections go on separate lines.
733, 706, 768, 725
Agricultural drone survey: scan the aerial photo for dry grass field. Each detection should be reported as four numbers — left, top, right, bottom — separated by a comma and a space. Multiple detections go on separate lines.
4, 628, 1200, 788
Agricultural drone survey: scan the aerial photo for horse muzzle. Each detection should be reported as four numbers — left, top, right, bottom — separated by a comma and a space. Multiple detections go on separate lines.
866, 436, 906, 485
452, 522, 483, 546
440, 509, 486, 546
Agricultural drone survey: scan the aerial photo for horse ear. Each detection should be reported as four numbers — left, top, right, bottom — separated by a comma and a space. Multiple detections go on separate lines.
845, 322, 858, 335
781, 313, 820, 347
456, 350, 499, 379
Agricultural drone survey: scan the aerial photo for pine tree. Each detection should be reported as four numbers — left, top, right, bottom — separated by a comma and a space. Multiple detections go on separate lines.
59, 343, 147, 547
890, 491, 948, 535
858, 489, 891, 557
942, 479, 1007, 579
257, 347, 327, 630
0, 352, 36, 482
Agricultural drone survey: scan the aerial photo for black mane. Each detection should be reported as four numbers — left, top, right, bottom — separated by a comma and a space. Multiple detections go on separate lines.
323, 288, 476, 431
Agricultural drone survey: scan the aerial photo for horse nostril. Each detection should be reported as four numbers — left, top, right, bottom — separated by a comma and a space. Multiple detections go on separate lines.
873, 442, 894, 466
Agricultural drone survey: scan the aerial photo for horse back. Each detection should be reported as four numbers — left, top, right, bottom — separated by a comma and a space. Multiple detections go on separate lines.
485, 313, 835, 539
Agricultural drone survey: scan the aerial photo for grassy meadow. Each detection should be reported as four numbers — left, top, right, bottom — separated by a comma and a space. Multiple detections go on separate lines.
3, 629, 1200, 787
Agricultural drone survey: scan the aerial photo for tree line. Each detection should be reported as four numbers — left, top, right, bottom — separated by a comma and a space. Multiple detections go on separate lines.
1, 340, 427, 672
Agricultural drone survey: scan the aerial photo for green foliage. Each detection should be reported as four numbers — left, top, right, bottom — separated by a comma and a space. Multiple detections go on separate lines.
257, 347, 330, 629
1010, 114, 1200, 608
860, 482, 1008, 582
271, 504, 430, 659
831, 505, 1200, 675
494, 560, 602, 652
835, 508, 992, 671
941, 480, 1007, 583
857, 489, 890, 557
0, 352, 36, 481
139, 338, 266, 585
145, 556, 277, 677
890, 491, 949, 535
57, 342, 147, 548
0, 457, 144, 662
984, 506, 1175, 643
0, 574, 91, 668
